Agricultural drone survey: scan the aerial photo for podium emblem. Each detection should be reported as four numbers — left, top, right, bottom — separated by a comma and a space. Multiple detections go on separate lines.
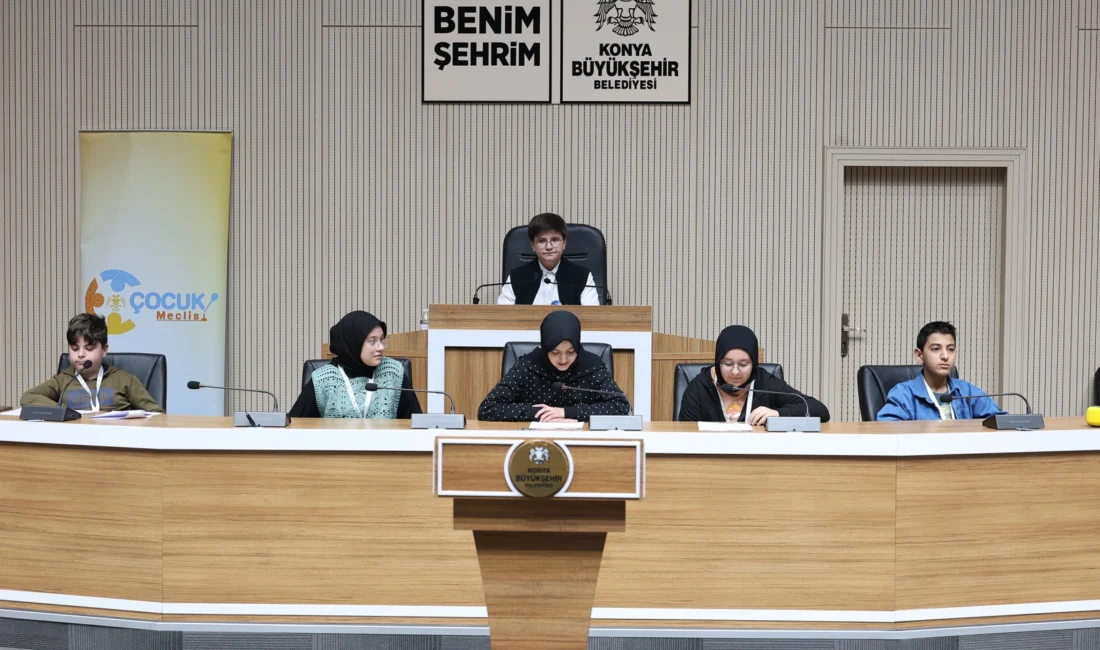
508, 440, 570, 497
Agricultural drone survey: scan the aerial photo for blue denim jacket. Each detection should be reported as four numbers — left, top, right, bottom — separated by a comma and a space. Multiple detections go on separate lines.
876, 374, 1006, 421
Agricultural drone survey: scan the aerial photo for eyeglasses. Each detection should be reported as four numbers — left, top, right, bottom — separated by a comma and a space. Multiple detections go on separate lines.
719, 360, 753, 372
365, 337, 388, 348
535, 236, 564, 249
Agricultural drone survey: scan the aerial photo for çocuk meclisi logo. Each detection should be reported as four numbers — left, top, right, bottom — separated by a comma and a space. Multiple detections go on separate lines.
84, 269, 220, 335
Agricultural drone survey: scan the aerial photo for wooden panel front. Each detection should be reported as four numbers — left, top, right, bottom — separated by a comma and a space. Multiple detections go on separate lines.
446, 347, 504, 417
430, 304, 652, 331
896, 452, 1100, 609
439, 441, 640, 497
596, 455, 897, 611
162, 452, 483, 605
0, 444, 163, 602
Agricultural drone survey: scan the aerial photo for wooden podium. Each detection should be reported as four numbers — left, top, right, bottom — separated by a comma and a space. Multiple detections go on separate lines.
426, 304, 653, 418
435, 436, 644, 649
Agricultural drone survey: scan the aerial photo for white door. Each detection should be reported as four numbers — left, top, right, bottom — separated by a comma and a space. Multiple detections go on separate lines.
836, 166, 1006, 421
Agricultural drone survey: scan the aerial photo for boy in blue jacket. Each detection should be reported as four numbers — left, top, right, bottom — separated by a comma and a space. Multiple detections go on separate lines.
877, 321, 1005, 421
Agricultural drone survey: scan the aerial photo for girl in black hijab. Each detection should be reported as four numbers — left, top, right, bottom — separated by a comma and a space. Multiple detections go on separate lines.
478, 311, 630, 422
289, 311, 422, 419
677, 325, 830, 424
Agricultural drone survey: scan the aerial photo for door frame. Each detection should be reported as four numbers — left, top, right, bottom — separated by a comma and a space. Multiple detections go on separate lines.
820, 147, 1029, 416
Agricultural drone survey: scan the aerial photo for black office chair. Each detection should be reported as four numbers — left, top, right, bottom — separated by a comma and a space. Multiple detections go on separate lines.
57, 352, 168, 409
301, 357, 414, 387
857, 364, 960, 422
501, 223, 610, 305
672, 363, 785, 421
500, 342, 614, 378
1093, 367, 1099, 406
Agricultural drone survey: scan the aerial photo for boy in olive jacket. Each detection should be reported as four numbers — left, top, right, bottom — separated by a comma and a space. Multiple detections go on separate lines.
20, 313, 164, 413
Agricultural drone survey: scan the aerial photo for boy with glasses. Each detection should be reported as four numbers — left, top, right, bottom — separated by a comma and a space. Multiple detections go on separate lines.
497, 213, 600, 306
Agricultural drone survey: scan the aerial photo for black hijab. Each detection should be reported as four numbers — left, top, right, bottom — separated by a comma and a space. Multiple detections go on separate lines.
715, 325, 759, 390
329, 311, 387, 379
539, 311, 584, 375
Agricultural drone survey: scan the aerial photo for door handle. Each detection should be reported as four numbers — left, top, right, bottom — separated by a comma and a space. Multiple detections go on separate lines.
841, 313, 865, 358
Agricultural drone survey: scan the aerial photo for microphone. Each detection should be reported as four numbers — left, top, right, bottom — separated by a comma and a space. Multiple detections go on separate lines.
938, 391, 1044, 430
550, 381, 640, 431
720, 382, 821, 432
57, 360, 92, 406
541, 277, 613, 305
551, 381, 633, 415
721, 382, 811, 418
187, 380, 289, 427
364, 382, 457, 414
18, 360, 92, 422
471, 276, 543, 304
939, 392, 1033, 414
364, 383, 465, 429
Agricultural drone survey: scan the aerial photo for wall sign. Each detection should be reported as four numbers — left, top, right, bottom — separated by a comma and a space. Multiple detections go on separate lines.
560, 0, 691, 103
422, 0, 553, 103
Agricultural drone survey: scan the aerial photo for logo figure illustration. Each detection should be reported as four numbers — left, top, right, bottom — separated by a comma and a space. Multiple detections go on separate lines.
529, 446, 551, 464
595, 0, 656, 37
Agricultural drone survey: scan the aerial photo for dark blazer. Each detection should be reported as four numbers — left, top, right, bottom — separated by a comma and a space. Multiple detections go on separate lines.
508, 258, 591, 305
677, 366, 830, 423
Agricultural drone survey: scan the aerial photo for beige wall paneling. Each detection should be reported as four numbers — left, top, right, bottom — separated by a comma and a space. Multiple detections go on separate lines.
1075, 28, 1100, 406
76, 26, 199, 129
1, 0, 77, 407
1084, 0, 1100, 28
323, 0, 419, 28
200, 0, 322, 412
321, 25, 446, 340
837, 167, 1005, 421
825, 27, 950, 148
825, 0, 951, 28
75, 0, 197, 26
693, 0, 824, 397
1013, 1, 1086, 416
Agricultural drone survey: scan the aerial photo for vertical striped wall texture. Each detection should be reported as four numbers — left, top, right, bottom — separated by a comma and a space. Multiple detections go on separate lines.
840, 167, 1005, 423
1, 0, 1098, 416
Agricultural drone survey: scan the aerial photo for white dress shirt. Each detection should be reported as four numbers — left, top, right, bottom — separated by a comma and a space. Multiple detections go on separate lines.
496, 262, 600, 305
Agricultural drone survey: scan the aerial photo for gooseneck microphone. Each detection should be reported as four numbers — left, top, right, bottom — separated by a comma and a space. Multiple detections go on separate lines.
364, 383, 466, 429
541, 277, 613, 305
720, 382, 811, 418
550, 381, 641, 431
57, 360, 93, 407
551, 381, 633, 415
187, 380, 280, 411
939, 392, 1034, 414
719, 382, 821, 432
471, 276, 544, 304
364, 383, 458, 414
18, 360, 93, 422
188, 380, 289, 427
938, 391, 1044, 430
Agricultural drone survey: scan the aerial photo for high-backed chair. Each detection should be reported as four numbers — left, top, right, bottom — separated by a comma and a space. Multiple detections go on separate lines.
57, 352, 168, 409
301, 358, 414, 387
501, 224, 610, 305
500, 342, 614, 378
857, 364, 960, 422
672, 363, 785, 421
1094, 368, 1100, 406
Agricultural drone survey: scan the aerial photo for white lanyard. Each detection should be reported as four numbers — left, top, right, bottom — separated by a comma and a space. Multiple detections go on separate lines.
75, 366, 104, 412
338, 367, 372, 418
923, 377, 955, 421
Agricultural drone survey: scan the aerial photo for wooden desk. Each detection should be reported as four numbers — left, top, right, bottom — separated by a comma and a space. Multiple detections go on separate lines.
1, 416, 1099, 633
